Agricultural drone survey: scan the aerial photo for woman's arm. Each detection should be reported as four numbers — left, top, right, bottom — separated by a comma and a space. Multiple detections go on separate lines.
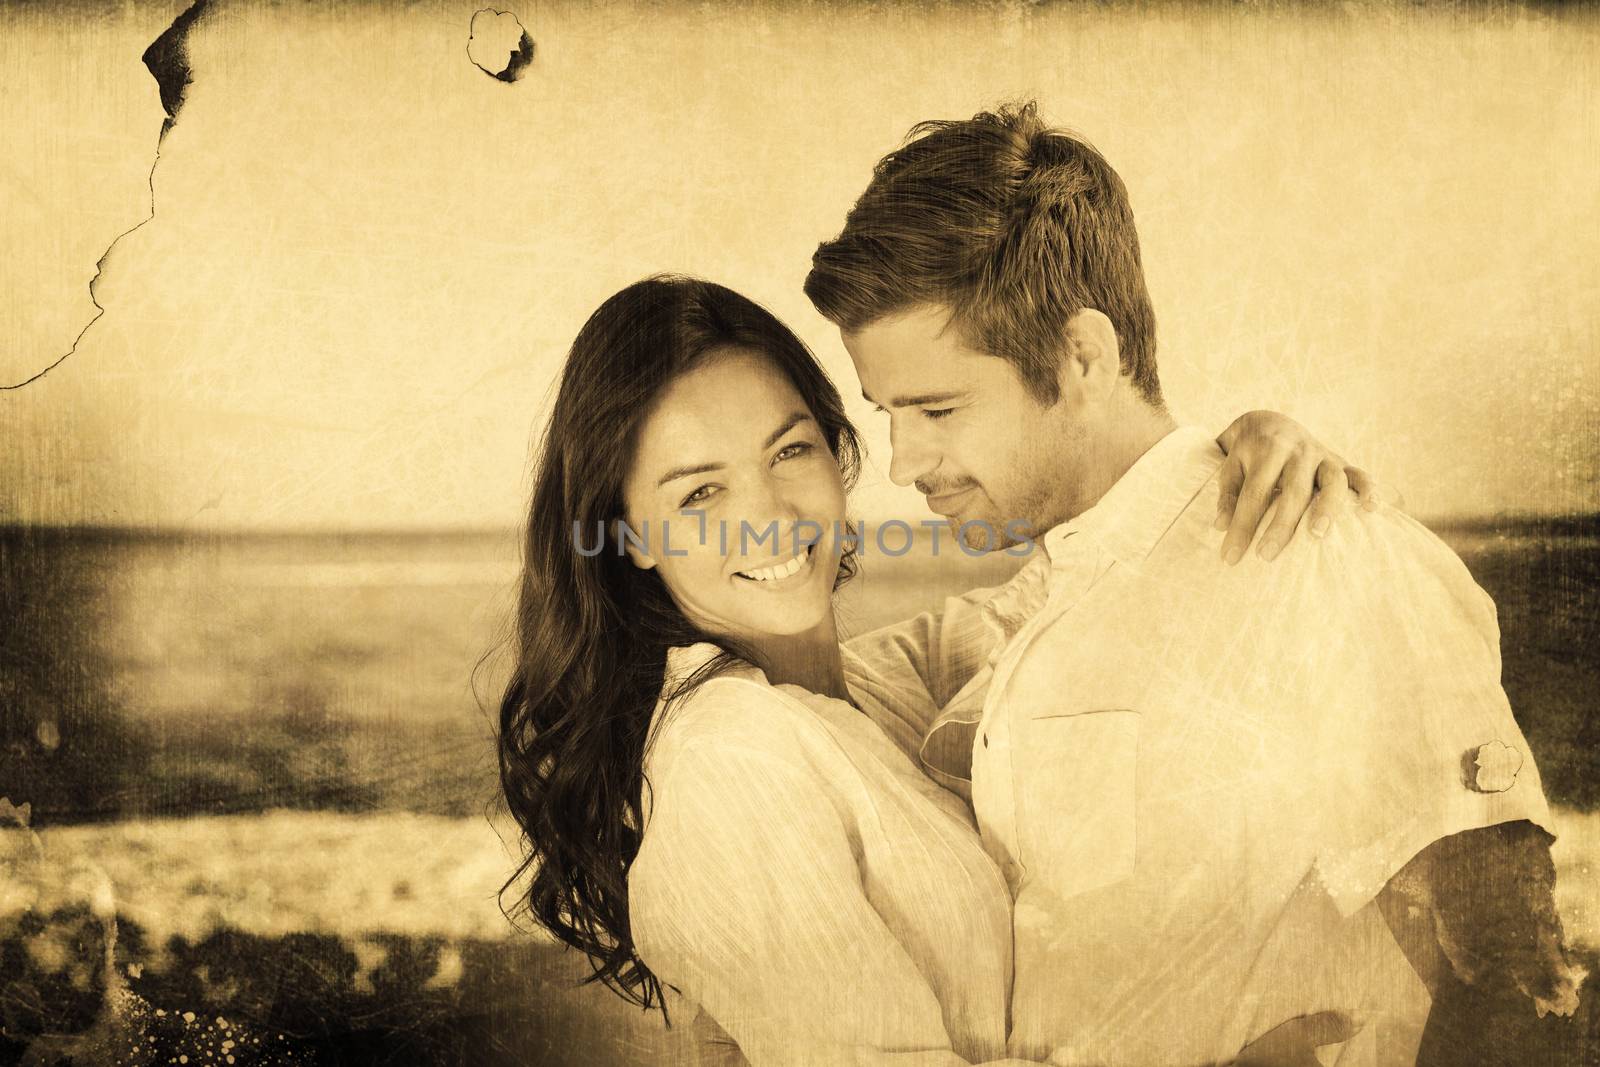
630, 739, 1037, 1067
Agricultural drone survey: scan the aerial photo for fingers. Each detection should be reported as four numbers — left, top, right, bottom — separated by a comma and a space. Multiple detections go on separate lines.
1256, 453, 1320, 561
1221, 481, 1271, 565
1214, 416, 1244, 460
1305, 457, 1350, 539
1233, 1045, 1322, 1067
1221, 443, 1292, 565
1213, 454, 1245, 534
1233, 1010, 1364, 1066
1345, 465, 1383, 511
1290, 1009, 1363, 1047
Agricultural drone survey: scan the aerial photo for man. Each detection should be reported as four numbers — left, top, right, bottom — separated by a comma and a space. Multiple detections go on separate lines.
812, 104, 1583, 1065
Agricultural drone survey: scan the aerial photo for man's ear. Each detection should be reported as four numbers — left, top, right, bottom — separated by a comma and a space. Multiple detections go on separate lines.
1060, 308, 1120, 401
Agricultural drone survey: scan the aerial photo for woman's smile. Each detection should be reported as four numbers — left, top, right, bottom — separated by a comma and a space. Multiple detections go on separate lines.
733, 541, 817, 587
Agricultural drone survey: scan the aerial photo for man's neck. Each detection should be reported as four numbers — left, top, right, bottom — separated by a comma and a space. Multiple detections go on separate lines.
1057, 400, 1179, 527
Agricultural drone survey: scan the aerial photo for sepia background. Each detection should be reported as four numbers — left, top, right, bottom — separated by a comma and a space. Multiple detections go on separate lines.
3, 0, 1597, 1063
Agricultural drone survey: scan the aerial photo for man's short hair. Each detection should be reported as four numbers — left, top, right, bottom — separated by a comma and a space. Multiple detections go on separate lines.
805, 101, 1162, 408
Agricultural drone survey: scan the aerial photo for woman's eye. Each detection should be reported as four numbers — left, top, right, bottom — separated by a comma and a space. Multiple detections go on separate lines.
774, 442, 814, 462
680, 485, 716, 508
872, 404, 888, 415
922, 408, 955, 420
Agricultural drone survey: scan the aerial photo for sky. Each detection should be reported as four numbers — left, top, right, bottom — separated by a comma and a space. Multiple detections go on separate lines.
3, 0, 1596, 531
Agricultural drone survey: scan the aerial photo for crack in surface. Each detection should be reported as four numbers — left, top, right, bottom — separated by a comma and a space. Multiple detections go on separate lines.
4, 0, 213, 391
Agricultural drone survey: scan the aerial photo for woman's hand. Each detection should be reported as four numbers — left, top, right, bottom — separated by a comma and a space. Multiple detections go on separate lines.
1214, 411, 1385, 566
1231, 1010, 1363, 1066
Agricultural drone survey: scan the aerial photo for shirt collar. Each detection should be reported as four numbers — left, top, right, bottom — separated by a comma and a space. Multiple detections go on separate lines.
1037, 425, 1224, 567
663, 641, 726, 687
651, 642, 752, 737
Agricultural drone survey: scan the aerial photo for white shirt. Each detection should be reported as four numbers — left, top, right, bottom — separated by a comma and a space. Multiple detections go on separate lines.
850, 425, 1553, 1067
628, 643, 1038, 1067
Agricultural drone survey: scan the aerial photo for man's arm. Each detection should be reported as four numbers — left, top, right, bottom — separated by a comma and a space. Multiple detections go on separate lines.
844, 583, 1001, 728
1294, 505, 1587, 1057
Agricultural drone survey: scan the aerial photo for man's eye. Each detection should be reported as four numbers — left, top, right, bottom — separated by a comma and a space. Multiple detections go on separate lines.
680, 485, 716, 508
774, 442, 814, 462
922, 408, 955, 420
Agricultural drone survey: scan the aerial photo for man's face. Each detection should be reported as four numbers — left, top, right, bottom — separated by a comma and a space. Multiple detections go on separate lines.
842, 304, 1087, 549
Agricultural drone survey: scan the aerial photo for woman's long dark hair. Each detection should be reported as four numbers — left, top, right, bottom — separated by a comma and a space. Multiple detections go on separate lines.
497, 275, 863, 1010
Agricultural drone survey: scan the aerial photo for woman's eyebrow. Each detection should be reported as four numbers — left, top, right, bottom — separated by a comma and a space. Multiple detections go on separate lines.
655, 413, 813, 487
762, 412, 813, 449
656, 461, 722, 487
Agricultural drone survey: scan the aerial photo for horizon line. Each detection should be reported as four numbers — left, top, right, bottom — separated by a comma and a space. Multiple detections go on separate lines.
2, 510, 1597, 543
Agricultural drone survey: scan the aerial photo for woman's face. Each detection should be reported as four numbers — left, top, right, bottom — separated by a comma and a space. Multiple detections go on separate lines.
620, 348, 847, 641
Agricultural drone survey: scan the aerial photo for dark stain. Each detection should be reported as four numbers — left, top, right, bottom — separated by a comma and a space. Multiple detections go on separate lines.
141, 0, 215, 136
495, 30, 536, 84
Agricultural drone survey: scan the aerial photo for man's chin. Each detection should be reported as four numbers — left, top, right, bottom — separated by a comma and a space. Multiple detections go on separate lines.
931, 513, 1006, 554
947, 511, 1046, 553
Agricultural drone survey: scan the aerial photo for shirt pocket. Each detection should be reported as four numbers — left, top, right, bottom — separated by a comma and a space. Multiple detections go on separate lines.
1015, 708, 1140, 900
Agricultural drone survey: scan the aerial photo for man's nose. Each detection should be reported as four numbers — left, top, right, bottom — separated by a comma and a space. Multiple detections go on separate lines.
886, 416, 937, 489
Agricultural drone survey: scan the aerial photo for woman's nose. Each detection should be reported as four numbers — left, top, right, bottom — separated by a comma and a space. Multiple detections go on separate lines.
738, 481, 802, 560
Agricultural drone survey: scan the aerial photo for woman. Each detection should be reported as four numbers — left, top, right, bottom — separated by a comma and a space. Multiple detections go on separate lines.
497, 276, 1370, 1066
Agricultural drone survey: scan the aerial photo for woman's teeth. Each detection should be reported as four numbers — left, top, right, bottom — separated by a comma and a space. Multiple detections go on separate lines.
738, 545, 811, 582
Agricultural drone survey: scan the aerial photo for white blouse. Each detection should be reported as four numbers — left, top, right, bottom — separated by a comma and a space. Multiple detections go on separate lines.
628, 642, 1033, 1067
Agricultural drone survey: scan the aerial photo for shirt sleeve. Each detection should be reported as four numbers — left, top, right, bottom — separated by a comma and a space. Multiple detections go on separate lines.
630, 738, 1036, 1067
843, 585, 1000, 746
1304, 508, 1555, 917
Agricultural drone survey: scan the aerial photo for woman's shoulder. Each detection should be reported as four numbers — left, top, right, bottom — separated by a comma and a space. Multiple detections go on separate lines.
633, 649, 840, 887
649, 644, 816, 771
